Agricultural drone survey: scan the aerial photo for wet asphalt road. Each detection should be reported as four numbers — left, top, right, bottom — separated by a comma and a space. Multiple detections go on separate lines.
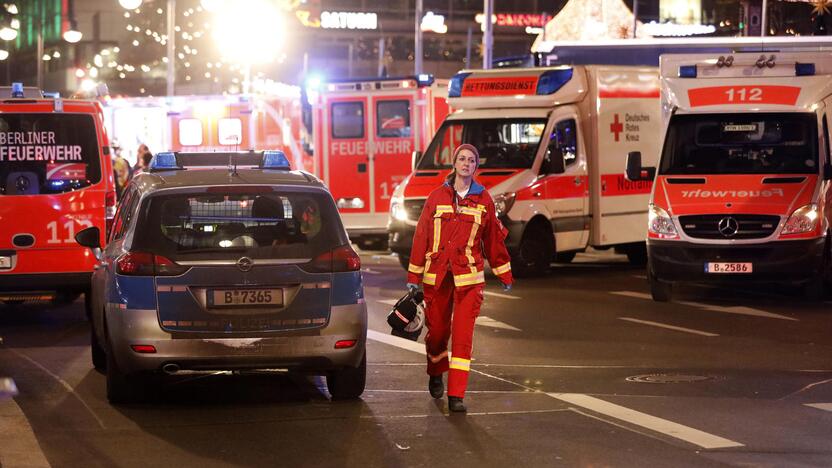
1, 249, 832, 467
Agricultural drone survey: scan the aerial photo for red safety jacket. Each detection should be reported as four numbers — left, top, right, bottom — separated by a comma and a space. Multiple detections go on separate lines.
407, 180, 513, 287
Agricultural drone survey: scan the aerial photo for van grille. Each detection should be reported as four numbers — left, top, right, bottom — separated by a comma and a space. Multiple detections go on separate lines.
678, 214, 781, 240
404, 199, 426, 221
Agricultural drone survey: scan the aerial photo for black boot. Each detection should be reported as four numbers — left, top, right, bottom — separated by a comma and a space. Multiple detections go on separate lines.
448, 396, 466, 413
428, 375, 444, 399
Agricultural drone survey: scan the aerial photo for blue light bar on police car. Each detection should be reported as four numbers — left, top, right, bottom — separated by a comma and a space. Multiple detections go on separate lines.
149, 152, 180, 171
535, 68, 573, 95
11, 82, 24, 98
448, 72, 472, 98
678, 66, 697, 78
417, 74, 434, 86
261, 150, 290, 169
795, 63, 816, 76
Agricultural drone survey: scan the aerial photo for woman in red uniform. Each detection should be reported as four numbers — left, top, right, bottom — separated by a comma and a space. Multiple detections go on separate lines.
407, 144, 514, 413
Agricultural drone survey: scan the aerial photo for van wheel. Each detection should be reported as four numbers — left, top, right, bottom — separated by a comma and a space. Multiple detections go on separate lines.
397, 254, 410, 271
511, 223, 552, 277
106, 344, 143, 404
326, 351, 366, 400
91, 326, 106, 372
555, 252, 576, 264
648, 265, 672, 302
803, 276, 825, 301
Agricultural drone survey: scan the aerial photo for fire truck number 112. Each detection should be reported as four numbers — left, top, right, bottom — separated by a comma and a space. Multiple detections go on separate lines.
47, 220, 93, 244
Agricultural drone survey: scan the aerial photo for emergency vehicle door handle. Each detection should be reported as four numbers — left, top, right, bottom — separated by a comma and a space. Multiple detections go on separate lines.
573, 177, 581, 186
533, 191, 542, 198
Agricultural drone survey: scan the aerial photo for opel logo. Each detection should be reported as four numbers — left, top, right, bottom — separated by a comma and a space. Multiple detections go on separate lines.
236, 256, 253, 272
718, 217, 739, 237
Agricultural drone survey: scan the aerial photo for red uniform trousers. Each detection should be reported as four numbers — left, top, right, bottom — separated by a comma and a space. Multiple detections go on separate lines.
423, 271, 484, 399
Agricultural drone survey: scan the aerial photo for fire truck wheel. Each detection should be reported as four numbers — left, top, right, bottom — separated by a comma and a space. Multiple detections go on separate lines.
327, 351, 366, 400
554, 252, 576, 264
512, 223, 552, 277
398, 254, 410, 270
648, 265, 672, 302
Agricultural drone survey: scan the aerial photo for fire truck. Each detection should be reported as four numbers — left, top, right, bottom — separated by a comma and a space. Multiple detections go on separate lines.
0, 83, 116, 306
627, 51, 832, 301
305, 75, 448, 249
105, 88, 310, 172
388, 66, 662, 275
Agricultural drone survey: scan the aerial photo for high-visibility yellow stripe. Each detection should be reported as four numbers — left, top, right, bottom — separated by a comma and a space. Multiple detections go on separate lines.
423, 272, 437, 285
408, 263, 425, 274
434, 205, 453, 215
492, 262, 512, 276
453, 270, 485, 287
464, 215, 479, 269
449, 357, 471, 372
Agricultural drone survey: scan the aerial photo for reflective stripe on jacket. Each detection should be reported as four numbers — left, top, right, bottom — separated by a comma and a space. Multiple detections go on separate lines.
407, 180, 513, 287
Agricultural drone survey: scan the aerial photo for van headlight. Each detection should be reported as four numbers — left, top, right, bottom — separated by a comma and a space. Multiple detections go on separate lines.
494, 192, 516, 218
648, 204, 678, 238
781, 203, 819, 235
390, 197, 407, 221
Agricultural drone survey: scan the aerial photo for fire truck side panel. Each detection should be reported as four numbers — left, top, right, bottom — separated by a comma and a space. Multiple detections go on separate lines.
323, 94, 372, 218
588, 66, 662, 247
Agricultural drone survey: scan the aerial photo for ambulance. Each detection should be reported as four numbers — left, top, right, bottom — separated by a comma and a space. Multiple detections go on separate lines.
305, 75, 449, 249
627, 51, 832, 301
388, 66, 662, 275
0, 83, 116, 306
105, 88, 310, 171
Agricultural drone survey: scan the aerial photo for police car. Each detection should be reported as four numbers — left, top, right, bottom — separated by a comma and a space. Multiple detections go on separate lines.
74, 150, 367, 403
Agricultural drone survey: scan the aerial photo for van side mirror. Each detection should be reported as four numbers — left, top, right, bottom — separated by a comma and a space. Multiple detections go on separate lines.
625, 151, 656, 181
411, 150, 422, 171
75, 227, 103, 262
824, 163, 832, 181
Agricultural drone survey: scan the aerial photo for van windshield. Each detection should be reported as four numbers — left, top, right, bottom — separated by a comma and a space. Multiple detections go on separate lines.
417, 118, 546, 170
660, 113, 818, 175
133, 190, 347, 261
0, 114, 101, 195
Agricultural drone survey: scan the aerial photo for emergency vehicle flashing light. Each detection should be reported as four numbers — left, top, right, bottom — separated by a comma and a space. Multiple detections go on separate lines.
448, 72, 472, 97
448, 68, 573, 98
10, 82, 23, 98
678, 55, 817, 78
150, 152, 179, 170
149, 150, 291, 172
261, 150, 291, 169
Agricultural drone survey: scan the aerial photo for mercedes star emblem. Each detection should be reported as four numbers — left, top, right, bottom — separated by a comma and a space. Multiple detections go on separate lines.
717, 217, 739, 237
236, 256, 253, 272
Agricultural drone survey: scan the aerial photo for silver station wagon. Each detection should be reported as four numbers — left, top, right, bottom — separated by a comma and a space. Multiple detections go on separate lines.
75, 151, 367, 403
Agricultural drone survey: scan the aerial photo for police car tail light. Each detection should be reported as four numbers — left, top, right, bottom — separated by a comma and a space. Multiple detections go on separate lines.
648, 204, 679, 239
117, 252, 189, 276
780, 203, 820, 236
305, 244, 361, 273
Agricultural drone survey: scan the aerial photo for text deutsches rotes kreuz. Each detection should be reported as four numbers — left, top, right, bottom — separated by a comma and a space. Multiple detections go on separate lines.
623, 113, 650, 142
330, 139, 413, 156
0, 132, 83, 162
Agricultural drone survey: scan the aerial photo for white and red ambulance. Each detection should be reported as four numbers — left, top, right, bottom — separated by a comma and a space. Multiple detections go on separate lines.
627, 51, 832, 301
306, 75, 448, 249
388, 66, 662, 275
105, 89, 310, 172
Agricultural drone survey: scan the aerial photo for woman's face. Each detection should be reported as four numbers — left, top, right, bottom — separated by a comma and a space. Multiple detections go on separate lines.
454, 149, 477, 178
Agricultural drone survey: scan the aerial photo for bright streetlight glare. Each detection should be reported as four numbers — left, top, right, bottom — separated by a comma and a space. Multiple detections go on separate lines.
0, 26, 18, 41
119, 0, 143, 9
63, 29, 83, 43
212, 0, 285, 65
200, 0, 221, 12
0, 50, 8, 61
80, 79, 96, 92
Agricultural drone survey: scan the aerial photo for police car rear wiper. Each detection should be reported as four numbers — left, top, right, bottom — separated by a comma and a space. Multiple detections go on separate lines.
176, 247, 248, 254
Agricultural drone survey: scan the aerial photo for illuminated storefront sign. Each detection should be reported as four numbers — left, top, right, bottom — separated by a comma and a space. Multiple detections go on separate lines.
475, 13, 550, 28
320, 11, 378, 30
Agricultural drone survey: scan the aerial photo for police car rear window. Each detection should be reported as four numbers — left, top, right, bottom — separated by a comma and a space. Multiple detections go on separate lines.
660, 113, 818, 175
133, 190, 347, 261
0, 114, 101, 195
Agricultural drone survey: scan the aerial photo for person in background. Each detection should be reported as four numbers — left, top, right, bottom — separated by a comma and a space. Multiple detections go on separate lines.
133, 144, 153, 173
406, 143, 514, 413
111, 142, 132, 200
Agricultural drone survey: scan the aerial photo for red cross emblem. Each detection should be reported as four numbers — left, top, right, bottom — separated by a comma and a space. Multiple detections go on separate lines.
610, 114, 623, 142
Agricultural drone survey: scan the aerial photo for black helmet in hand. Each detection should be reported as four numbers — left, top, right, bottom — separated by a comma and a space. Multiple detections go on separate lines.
386, 288, 425, 341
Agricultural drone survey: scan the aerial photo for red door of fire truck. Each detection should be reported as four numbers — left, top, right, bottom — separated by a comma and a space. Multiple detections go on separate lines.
370, 94, 414, 215
324, 95, 371, 213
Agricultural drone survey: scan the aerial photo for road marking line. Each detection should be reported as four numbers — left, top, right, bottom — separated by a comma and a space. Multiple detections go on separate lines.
548, 393, 744, 449
360, 268, 382, 275
367, 329, 425, 354
9, 348, 106, 430
610, 291, 797, 321
0, 399, 51, 467
365, 389, 538, 394
483, 291, 521, 300
476, 316, 521, 331
805, 403, 832, 412
368, 328, 743, 450
371, 254, 401, 263
619, 317, 719, 337
780, 378, 832, 400
368, 362, 636, 368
